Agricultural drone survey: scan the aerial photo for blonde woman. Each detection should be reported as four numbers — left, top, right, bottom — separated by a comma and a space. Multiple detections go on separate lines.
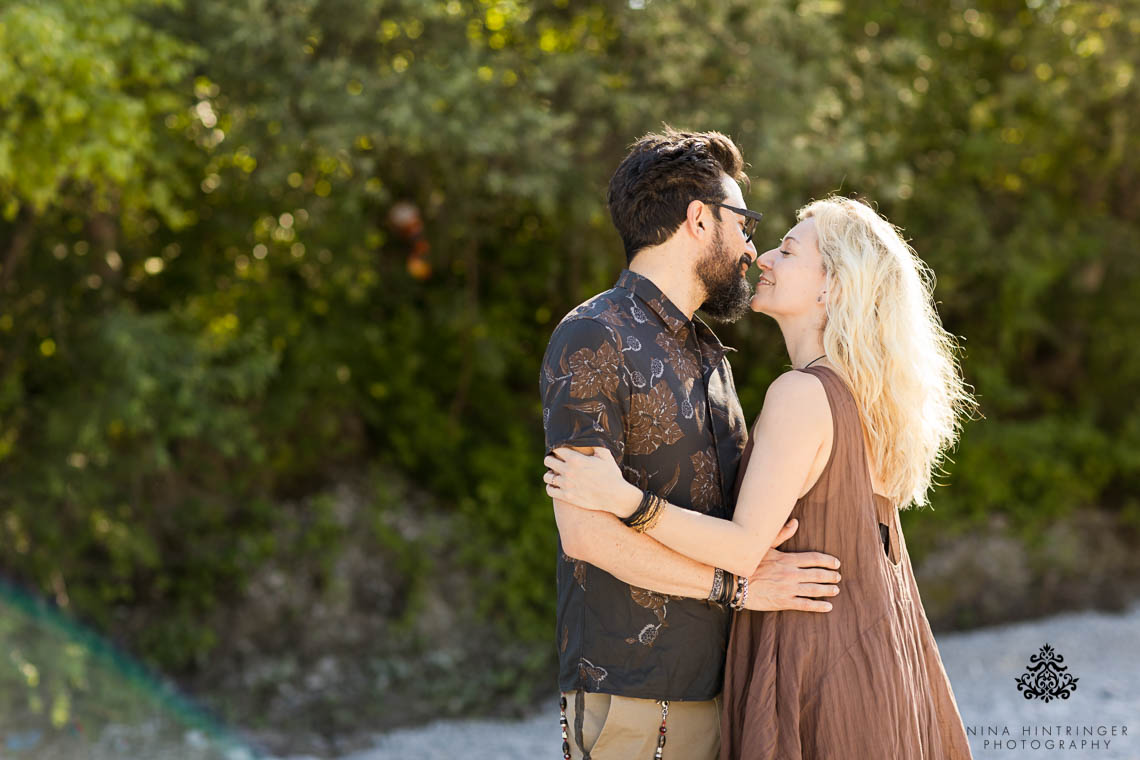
545, 196, 976, 759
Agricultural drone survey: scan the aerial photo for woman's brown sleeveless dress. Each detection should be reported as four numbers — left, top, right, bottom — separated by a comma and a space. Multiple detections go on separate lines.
720, 366, 972, 759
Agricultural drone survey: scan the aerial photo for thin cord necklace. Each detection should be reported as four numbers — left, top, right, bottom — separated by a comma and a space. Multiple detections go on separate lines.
802, 354, 827, 369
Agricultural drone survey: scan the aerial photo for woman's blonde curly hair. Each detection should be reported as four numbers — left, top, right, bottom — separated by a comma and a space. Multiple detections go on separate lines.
802, 196, 978, 508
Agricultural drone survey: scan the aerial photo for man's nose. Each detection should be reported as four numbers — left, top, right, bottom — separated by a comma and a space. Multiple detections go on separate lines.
743, 241, 758, 266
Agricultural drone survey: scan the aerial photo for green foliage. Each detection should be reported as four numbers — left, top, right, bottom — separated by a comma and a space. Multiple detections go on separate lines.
0, 0, 1138, 680
0, 0, 199, 222
2, 302, 283, 668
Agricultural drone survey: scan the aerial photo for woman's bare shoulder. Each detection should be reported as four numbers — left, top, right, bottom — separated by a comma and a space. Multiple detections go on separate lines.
765, 369, 828, 405
751, 369, 831, 436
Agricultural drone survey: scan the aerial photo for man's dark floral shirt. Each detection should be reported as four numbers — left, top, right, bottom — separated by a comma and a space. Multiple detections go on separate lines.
540, 269, 749, 701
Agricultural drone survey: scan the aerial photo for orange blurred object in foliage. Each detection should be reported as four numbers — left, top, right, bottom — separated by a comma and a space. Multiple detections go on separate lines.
390, 201, 431, 280
407, 256, 431, 280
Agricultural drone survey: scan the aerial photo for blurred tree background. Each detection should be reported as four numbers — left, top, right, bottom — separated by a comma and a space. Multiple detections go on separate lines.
2, 0, 1139, 750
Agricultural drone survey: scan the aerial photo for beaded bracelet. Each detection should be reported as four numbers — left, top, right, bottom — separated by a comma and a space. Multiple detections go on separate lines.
729, 575, 749, 612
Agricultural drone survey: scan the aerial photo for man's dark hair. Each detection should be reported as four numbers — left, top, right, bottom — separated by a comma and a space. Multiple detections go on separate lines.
607, 126, 748, 264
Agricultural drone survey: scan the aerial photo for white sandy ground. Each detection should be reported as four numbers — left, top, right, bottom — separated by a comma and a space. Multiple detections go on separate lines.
318, 604, 1140, 760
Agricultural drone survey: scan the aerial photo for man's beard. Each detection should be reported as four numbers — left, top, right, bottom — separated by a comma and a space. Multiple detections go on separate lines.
696, 225, 752, 323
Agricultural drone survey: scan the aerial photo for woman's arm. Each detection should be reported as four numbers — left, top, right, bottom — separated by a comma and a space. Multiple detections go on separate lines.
552, 446, 720, 599
546, 371, 831, 578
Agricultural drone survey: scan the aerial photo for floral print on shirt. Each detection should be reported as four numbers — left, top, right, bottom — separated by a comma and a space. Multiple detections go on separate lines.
540, 269, 749, 701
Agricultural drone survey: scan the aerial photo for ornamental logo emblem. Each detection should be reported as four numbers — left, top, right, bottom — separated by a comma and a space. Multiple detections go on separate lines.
1015, 643, 1079, 702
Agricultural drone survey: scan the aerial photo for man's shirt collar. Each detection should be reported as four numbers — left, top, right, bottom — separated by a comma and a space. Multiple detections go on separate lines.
614, 269, 736, 366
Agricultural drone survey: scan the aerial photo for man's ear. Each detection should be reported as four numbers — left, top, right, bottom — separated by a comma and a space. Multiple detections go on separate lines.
684, 199, 707, 240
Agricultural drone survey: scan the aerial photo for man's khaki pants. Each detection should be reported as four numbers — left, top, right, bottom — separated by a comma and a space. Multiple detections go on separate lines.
563, 690, 721, 760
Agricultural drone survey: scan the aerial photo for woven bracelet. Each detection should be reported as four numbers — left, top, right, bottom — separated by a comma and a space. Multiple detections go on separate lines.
718, 571, 737, 606
638, 493, 666, 533
621, 489, 653, 529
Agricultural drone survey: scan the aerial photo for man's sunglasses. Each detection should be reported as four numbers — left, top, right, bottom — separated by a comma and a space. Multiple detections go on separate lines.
708, 202, 763, 244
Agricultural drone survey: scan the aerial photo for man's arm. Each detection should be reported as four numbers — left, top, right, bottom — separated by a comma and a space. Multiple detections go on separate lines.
555, 493, 716, 598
